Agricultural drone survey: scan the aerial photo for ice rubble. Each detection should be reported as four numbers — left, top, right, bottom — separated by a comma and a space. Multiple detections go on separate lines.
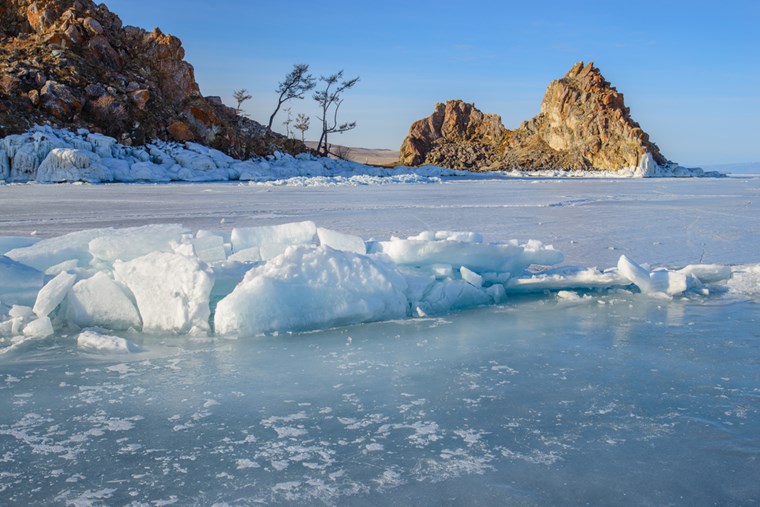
0, 126, 714, 185
0, 221, 749, 341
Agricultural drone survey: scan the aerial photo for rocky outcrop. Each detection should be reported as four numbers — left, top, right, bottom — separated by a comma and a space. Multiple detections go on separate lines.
399, 100, 506, 169
0, 0, 304, 158
400, 62, 670, 171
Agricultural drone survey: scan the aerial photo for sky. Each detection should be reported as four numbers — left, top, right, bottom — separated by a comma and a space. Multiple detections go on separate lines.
107, 0, 759, 166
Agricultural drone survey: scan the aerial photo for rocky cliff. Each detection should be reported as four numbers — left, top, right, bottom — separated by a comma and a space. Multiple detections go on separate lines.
400, 62, 670, 171
0, 0, 302, 158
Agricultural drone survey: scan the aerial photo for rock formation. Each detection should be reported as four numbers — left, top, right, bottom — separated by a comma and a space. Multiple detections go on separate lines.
0, 0, 303, 158
400, 62, 670, 171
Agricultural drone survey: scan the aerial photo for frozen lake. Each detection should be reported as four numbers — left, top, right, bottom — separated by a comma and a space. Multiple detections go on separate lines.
1, 176, 759, 505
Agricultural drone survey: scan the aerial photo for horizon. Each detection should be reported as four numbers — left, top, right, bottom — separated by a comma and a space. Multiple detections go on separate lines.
107, 0, 759, 166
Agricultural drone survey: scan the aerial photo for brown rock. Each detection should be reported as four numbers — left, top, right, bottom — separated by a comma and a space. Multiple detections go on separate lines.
39, 80, 82, 120
128, 89, 150, 110
167, 121, 194, 142
0, 0, 303, 159
400, 62, 669, 171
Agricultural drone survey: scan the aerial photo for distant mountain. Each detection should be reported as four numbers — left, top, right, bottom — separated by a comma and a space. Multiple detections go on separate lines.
700, 162, 760, 174
0, 0, 304, 158
400, 62, 672, 172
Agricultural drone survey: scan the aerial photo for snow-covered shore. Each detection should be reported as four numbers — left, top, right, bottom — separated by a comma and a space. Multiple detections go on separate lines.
0, 126, 717, 185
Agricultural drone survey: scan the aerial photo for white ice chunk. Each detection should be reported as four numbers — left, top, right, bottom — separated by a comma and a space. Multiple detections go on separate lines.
460, 266, 483, 288
0, 255, 45, 306
679, 264, 732, 284
227, 247, 262, 263
416, 279, 492, 316
377, 236, 562, 274
64, 272, 141, 330
507, 266, 626, 293
215, 246, 408, 336
23, 316, 54, 338
77, 330, 142, 354
431, 264, 453, 279
231, 221, 317, 252
44, 259, 79, 276
617, 255, 652, 293
486, 283, 507, 303
410, 231, 483, 243
317, 227, 366, 254
6, 228, 112, 271
9, 305, 34, 319
33, 271, 77, 317
89, 224, 185, 263
649, 269, 700, 296
193, 232, 227, 263
114, 252, 214, 334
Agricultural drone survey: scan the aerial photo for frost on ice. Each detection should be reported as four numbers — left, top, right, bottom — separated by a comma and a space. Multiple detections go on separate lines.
0, 221, 749, 342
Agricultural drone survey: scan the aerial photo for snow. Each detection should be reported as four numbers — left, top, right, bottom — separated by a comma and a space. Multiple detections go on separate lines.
0, 126, 715, 185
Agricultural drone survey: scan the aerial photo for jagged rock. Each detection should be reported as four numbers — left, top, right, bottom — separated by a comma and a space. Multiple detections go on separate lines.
400, 62, 671, 172
0, 0, 305, 158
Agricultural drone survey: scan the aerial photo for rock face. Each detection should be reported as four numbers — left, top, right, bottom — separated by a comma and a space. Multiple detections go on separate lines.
400, 62, 669, 171
0, 0, 303, 158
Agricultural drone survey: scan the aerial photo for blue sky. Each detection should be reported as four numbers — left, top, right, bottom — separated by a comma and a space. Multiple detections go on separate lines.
108, 0, 759, 165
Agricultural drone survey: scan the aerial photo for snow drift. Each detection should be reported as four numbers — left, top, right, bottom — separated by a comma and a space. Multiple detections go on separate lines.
0, 126, 715, 186
0, 220, 750, 343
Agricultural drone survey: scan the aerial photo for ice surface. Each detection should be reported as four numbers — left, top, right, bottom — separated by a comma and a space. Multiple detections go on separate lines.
114, 252, 214, 334
215, 245, 408, 336
0, 178, 758, 506
63, 272, 141, 330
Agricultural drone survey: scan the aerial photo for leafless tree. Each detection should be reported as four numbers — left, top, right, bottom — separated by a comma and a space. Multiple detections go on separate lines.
294, 113, 310, 142
233, 89, 252, 115
313, 70, 359, 157
332, 145, 352, 160
282, 107, 293, 138
268, 64, 316, 130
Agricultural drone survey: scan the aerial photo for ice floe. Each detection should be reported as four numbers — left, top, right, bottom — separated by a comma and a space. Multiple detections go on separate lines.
0, 126, 716, 186
0, 221, 751, 341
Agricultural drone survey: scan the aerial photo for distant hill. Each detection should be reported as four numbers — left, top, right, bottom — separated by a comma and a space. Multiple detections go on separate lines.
304, 142, 400, 167
700, 162, 760, 175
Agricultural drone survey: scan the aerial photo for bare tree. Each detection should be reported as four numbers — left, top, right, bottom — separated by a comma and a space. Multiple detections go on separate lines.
233, 89, 252, 115
282, 107, 293, 138
313, 70, 360, 157
332, 145, 352, 160
294, 113, 310, 142
268, 64, 316, 130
